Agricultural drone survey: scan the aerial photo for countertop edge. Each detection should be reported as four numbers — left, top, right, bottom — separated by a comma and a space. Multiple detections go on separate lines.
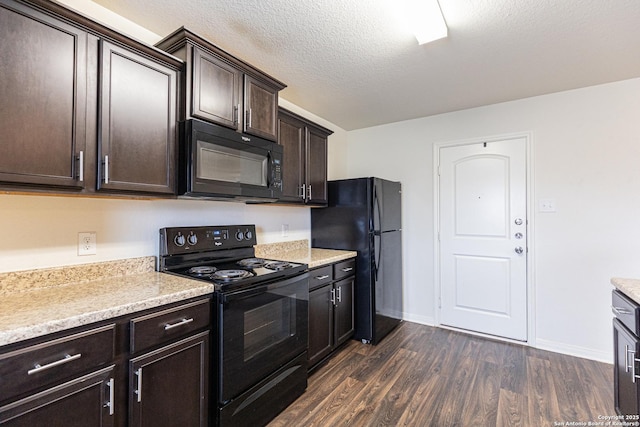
611, 277, 640, 305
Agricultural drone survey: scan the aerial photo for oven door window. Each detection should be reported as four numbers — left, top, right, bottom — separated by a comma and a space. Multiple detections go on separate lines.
219, 274, 309, 403
196, 140, 267, 187
244, 292, 296, 361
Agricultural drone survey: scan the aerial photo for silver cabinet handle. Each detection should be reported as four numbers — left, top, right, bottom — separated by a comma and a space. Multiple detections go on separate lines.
28, 353, 82, 375
307, 184, 312, 200
315, 275, 330, 280
164, 317, 194, 330
341, 267, 353, 272
300, 184, 306, 200
77, 150, 84, 182
337, 286, 342, 303
247, 108, 252, 128
104, 155, 109, 184
235, 104, 240, 126
627, 346, 640, 383
613, 306, 633, 316
330, 288, 336, 305
135, 368, 143, 402
105, 377, 115, 415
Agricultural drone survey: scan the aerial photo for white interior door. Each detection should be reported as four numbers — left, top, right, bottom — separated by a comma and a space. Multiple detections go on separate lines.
438, 138, 528, 341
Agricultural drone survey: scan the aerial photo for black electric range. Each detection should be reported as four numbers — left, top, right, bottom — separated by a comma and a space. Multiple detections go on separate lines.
158, 224, 307, 291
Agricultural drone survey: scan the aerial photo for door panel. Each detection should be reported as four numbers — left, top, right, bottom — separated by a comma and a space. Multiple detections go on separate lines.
439, 138, 527, 341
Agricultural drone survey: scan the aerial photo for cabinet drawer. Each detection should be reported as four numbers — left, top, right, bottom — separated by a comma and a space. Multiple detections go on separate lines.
613, 290, 640, 335
0, 324, 115, 402
309, 266, 333, 290
130, 298, 211, 353
333, 259, 356, 281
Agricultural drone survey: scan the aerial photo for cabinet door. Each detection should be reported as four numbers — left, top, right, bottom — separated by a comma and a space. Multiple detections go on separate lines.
614, 319, 640, 416
244, 75, 278, 141
305, 127, 328, 205
98, 40, 177, 194
129, 332, 209, 427
277, 112, 306, 203
0, 366, 115, 427
0, 0, 86, 189
191, 46, 241, 129
334, 278, 355, 346
308, 284, 334, 368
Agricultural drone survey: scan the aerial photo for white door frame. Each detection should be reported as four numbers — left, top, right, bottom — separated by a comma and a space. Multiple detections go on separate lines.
433, 131, 536, 346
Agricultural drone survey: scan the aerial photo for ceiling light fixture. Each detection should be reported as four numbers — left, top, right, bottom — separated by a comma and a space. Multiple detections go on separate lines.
406, 0, 448, 45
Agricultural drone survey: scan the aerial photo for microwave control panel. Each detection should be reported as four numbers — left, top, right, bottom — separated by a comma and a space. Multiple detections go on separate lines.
272, 158, 282, 190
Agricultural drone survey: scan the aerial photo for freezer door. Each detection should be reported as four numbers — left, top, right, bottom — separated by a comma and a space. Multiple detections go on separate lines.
373, 178, 401, 232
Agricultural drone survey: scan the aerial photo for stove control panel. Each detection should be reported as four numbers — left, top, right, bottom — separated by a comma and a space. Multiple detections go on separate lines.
160, 225, 257, 255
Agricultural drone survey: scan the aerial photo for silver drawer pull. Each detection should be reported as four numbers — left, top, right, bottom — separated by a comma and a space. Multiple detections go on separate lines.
135, 368, 143, 402
341, 267, 353, 272
28, 353, 82, 375
164, 317, 194, 330
315, 275, 330, 280
612, 306, 633, 316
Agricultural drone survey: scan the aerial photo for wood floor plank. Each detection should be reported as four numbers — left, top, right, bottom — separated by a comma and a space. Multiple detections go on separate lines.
526, 355, 562, 425
268, 322, 615, 427
497, 388, 528, 427
461, 360, 500, 426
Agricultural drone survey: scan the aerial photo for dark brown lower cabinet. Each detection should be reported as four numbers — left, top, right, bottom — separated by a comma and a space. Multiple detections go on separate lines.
129, 331, 209, 427
614, 318, 640, 415
308, 269, 355, 370
0, 365, 115, 427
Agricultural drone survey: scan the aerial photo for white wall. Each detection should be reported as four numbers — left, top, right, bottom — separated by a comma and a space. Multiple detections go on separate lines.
0, 194, 310, 273
345, 77, 640, 362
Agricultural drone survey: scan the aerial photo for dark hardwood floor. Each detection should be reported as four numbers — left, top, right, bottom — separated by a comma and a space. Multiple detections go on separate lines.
269, 321, 614, 426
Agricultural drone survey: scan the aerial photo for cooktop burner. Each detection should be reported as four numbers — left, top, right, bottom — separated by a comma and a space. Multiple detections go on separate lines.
264, 261, 293, 271
188, 266, 217, 275
213, 269, 254, 281
237, 258, 266, 268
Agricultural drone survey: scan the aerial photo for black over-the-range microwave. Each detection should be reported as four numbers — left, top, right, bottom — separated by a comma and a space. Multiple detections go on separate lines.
178, 119, 283, 202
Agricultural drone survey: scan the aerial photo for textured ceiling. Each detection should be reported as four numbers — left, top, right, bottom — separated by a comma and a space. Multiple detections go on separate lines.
92, 0, 640, 131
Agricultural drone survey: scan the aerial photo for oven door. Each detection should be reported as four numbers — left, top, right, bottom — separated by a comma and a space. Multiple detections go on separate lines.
217, 272, 309, 403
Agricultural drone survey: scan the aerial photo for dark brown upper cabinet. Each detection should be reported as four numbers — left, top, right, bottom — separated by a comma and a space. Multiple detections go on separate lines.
277, 108, 333, 206
98, 40, 177, 194
0, 0, 87, 190
155, 28, 286, 141
0, 0, 182, 196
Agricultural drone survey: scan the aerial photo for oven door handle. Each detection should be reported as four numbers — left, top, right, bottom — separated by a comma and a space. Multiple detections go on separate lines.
221, 272, 309, 303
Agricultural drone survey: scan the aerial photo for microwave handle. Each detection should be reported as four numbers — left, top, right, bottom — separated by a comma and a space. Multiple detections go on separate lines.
221, 272, 309, 303
266, 151, 272, 188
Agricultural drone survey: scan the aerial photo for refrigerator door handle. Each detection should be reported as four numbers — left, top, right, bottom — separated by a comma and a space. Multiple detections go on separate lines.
373, 183, 382, 233
373, 232, 381, 281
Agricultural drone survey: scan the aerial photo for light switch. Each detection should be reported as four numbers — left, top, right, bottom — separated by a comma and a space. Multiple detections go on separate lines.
539, 199, 556, 213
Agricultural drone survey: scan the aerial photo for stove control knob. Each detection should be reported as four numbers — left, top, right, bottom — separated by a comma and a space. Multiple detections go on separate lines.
245, 230, 252, 240
174, 234, 186, 247
187, 233, 198, 246
235, 230, 244, 241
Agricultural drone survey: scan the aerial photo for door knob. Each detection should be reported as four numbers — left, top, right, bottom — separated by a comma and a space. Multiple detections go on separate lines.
515, 232, 523, 239
514, 218, 523, 225
515, 247, 524, 254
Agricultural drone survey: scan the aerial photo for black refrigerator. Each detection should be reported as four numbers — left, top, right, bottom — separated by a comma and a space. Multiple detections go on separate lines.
311, 177, 403, 344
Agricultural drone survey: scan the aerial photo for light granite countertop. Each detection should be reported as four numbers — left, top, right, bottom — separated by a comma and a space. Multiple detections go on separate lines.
611, 277, 640, 304
1, 244, 356, 347
0, 257, 213, 346
255, 240, 357, 268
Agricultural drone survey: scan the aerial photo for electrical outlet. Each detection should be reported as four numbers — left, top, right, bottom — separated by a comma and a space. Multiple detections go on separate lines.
78, 232, 97, 256
281, 224, 289, 237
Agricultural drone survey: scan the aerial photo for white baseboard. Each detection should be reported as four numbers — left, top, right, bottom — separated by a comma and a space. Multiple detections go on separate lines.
535, 338, 612, 364
400, 312, 435, 326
